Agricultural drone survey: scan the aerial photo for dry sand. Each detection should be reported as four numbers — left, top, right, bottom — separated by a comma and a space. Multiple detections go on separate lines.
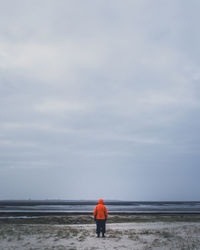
1, 220, 200, 249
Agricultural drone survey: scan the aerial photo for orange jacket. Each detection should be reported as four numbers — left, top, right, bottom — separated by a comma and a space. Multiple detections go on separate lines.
93, 199, 108, 220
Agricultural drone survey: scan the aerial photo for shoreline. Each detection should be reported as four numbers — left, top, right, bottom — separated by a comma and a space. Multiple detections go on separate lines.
1, 213, 200, 225
1, 217, 200, 249
1, 214, 200, 249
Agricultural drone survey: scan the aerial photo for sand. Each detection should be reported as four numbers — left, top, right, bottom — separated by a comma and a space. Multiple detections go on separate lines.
1, 220, 200, 249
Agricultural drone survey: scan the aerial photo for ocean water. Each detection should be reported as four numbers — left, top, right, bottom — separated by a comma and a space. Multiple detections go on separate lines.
0, 200, 200, 214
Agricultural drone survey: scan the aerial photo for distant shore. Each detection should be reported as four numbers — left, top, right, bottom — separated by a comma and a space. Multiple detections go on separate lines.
1, 200, 198, 205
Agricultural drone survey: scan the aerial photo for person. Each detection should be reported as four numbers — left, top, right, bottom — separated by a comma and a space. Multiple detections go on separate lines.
93, 199, 108, 237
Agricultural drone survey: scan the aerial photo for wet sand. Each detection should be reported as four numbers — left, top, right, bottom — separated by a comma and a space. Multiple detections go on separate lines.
1, 214, 200, 249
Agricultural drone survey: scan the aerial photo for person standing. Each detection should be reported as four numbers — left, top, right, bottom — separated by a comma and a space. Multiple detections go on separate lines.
93, 199, 108, 237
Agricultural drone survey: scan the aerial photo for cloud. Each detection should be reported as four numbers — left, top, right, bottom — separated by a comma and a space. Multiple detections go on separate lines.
35, 99, 88, 114
0, 0, 200, 200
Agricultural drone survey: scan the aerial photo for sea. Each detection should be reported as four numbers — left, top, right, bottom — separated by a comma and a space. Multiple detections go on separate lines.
0, 200, 200, 215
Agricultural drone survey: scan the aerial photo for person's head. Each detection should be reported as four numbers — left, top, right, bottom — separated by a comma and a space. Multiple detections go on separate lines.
98, 199, 104, 204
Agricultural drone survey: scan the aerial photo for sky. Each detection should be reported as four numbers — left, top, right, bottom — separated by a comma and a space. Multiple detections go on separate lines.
0, 0, 200, 201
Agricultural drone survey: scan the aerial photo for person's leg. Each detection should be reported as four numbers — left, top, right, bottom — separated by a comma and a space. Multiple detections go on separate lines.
99, 220, 103, 236
96, 220, 100, 237
102, 220, 106, 237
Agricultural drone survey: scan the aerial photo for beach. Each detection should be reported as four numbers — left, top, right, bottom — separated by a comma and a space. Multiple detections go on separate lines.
1, 214, 200, 249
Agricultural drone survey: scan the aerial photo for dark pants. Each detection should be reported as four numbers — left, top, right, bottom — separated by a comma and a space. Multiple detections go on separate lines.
96, 219, 106, 235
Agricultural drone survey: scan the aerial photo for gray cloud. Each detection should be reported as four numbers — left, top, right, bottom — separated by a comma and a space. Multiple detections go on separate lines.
0, 0, 200, 200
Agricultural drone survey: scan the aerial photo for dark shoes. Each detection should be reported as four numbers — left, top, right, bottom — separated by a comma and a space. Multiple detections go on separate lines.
97, 233, 105, 238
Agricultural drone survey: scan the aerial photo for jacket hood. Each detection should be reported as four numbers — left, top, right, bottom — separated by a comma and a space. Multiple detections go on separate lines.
98, 199, 104, 204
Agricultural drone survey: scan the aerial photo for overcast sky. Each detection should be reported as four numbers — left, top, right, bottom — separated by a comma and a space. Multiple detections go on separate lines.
0, 0, 200, 201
